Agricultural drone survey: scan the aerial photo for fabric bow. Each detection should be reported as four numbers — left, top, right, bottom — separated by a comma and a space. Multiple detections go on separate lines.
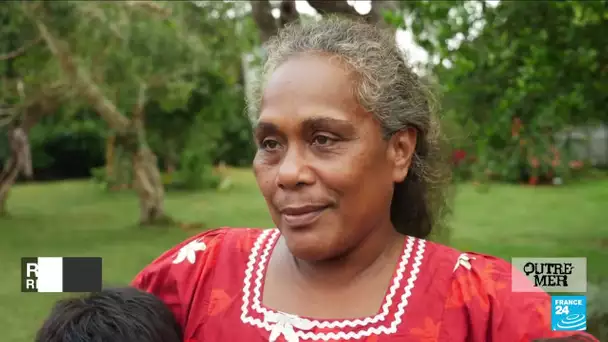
265, 311, 314, 342
454, 253, 476, 272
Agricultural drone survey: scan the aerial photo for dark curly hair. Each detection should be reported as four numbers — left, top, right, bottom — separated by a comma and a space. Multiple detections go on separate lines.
35, 287, 182, 342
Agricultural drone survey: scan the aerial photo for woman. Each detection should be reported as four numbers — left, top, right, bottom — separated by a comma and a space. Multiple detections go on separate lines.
132, 17, 597, 342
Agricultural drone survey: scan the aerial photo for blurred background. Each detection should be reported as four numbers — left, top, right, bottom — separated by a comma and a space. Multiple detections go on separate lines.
0, 0, 606, 340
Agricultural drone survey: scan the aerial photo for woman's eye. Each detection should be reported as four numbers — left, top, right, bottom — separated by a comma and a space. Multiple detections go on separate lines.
312, 135, 334, 146
261, 139, 280, 150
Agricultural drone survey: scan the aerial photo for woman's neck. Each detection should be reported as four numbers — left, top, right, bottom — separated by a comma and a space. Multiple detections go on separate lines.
287, 226, 405, 289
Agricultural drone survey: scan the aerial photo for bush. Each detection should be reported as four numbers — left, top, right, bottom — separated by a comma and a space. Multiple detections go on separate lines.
90, 166, 110, 190
448, 117, 591, 186
165, 166, 221, 191
163, 147, 221, 191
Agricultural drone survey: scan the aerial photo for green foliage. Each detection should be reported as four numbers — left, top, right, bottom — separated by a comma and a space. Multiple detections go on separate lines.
1, 3, 60, 104
146, 67, 255, 172
169, 150, 220, 191
27, 1, 210, 115
395, 1, 607, 184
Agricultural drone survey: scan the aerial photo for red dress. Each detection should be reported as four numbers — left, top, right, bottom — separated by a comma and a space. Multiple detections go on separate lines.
132, 228, 598, 342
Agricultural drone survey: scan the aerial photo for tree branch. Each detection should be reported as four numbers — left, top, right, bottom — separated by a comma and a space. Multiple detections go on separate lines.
31, 15, 131, 132
0, 36, 43, 61
1, 81, 66, 128
21, 83, 65, 130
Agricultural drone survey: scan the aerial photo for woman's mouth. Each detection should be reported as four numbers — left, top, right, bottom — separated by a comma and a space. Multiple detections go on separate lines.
280, 204, 329, 227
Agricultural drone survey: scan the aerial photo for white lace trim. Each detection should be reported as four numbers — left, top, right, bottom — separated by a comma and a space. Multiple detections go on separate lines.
252, 230, 416, 328
240, 229, 426, 340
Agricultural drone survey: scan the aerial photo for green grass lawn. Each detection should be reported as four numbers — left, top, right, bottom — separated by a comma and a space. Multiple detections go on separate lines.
1, 168, 607, 341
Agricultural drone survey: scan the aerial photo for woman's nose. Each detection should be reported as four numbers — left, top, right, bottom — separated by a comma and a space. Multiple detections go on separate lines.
276, 146, 315, 189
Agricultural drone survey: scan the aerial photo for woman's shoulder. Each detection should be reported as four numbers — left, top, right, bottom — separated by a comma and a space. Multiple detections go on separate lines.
422, 239, 514, 278
142, 227, 265, 266
419, 239, 529, 302
131, 227, 266, 286
426, 240, 547, 295
131, 227, 268, 327
423, 240, 599, 341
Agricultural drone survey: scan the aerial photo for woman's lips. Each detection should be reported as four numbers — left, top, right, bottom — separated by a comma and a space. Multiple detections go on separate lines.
280, 205, 328, 227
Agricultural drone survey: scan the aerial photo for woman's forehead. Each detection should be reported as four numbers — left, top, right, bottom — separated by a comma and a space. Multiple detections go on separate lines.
260, 54, 361, 122
263, 54, 355, 101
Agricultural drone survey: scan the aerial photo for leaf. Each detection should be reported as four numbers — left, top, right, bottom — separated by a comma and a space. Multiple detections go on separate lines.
446, 271, 489, 312
207, 288, 233, 316
410, 317, 441, 342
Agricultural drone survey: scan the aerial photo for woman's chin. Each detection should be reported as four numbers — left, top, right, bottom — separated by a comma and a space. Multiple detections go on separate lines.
280, 229, 341, 262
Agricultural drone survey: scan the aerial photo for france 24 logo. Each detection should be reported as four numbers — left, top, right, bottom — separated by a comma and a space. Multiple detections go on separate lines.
551, 295, 586, 331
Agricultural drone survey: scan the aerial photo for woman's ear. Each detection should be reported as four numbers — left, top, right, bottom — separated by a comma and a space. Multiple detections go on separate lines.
389, 127, 417, 183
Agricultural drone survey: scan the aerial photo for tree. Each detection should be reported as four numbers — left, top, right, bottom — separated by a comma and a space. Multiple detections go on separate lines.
1, 1, 243, 224
142, 1, 257, 189
394, 0, 608, 184
0, 84, 71, 215
249, 0, 398, 43
0, 2, 71, 215
21, 2, 197, 225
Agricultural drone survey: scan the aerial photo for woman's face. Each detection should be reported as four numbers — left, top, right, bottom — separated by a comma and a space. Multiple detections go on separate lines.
253, 54, 415, 261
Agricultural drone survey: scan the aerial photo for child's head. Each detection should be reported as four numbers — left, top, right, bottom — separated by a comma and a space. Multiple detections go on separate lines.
36, 287, 182, 342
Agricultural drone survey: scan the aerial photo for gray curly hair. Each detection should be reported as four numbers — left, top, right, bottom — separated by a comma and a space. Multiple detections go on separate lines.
250, 16, 452, 240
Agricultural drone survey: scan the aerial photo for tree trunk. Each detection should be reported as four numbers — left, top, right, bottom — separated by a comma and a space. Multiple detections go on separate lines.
105, 133, 116, 181
165, 158, 176, 175
250, 0, 301, 43
129, 83, 171, 225
165, 140, 177, 175
0, 153, 20, 216
278, 0, 299, 28
250, 0, 276, 43
0, 127, 32, 216
132, 146, 169, 225
0, 79, 62, 216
